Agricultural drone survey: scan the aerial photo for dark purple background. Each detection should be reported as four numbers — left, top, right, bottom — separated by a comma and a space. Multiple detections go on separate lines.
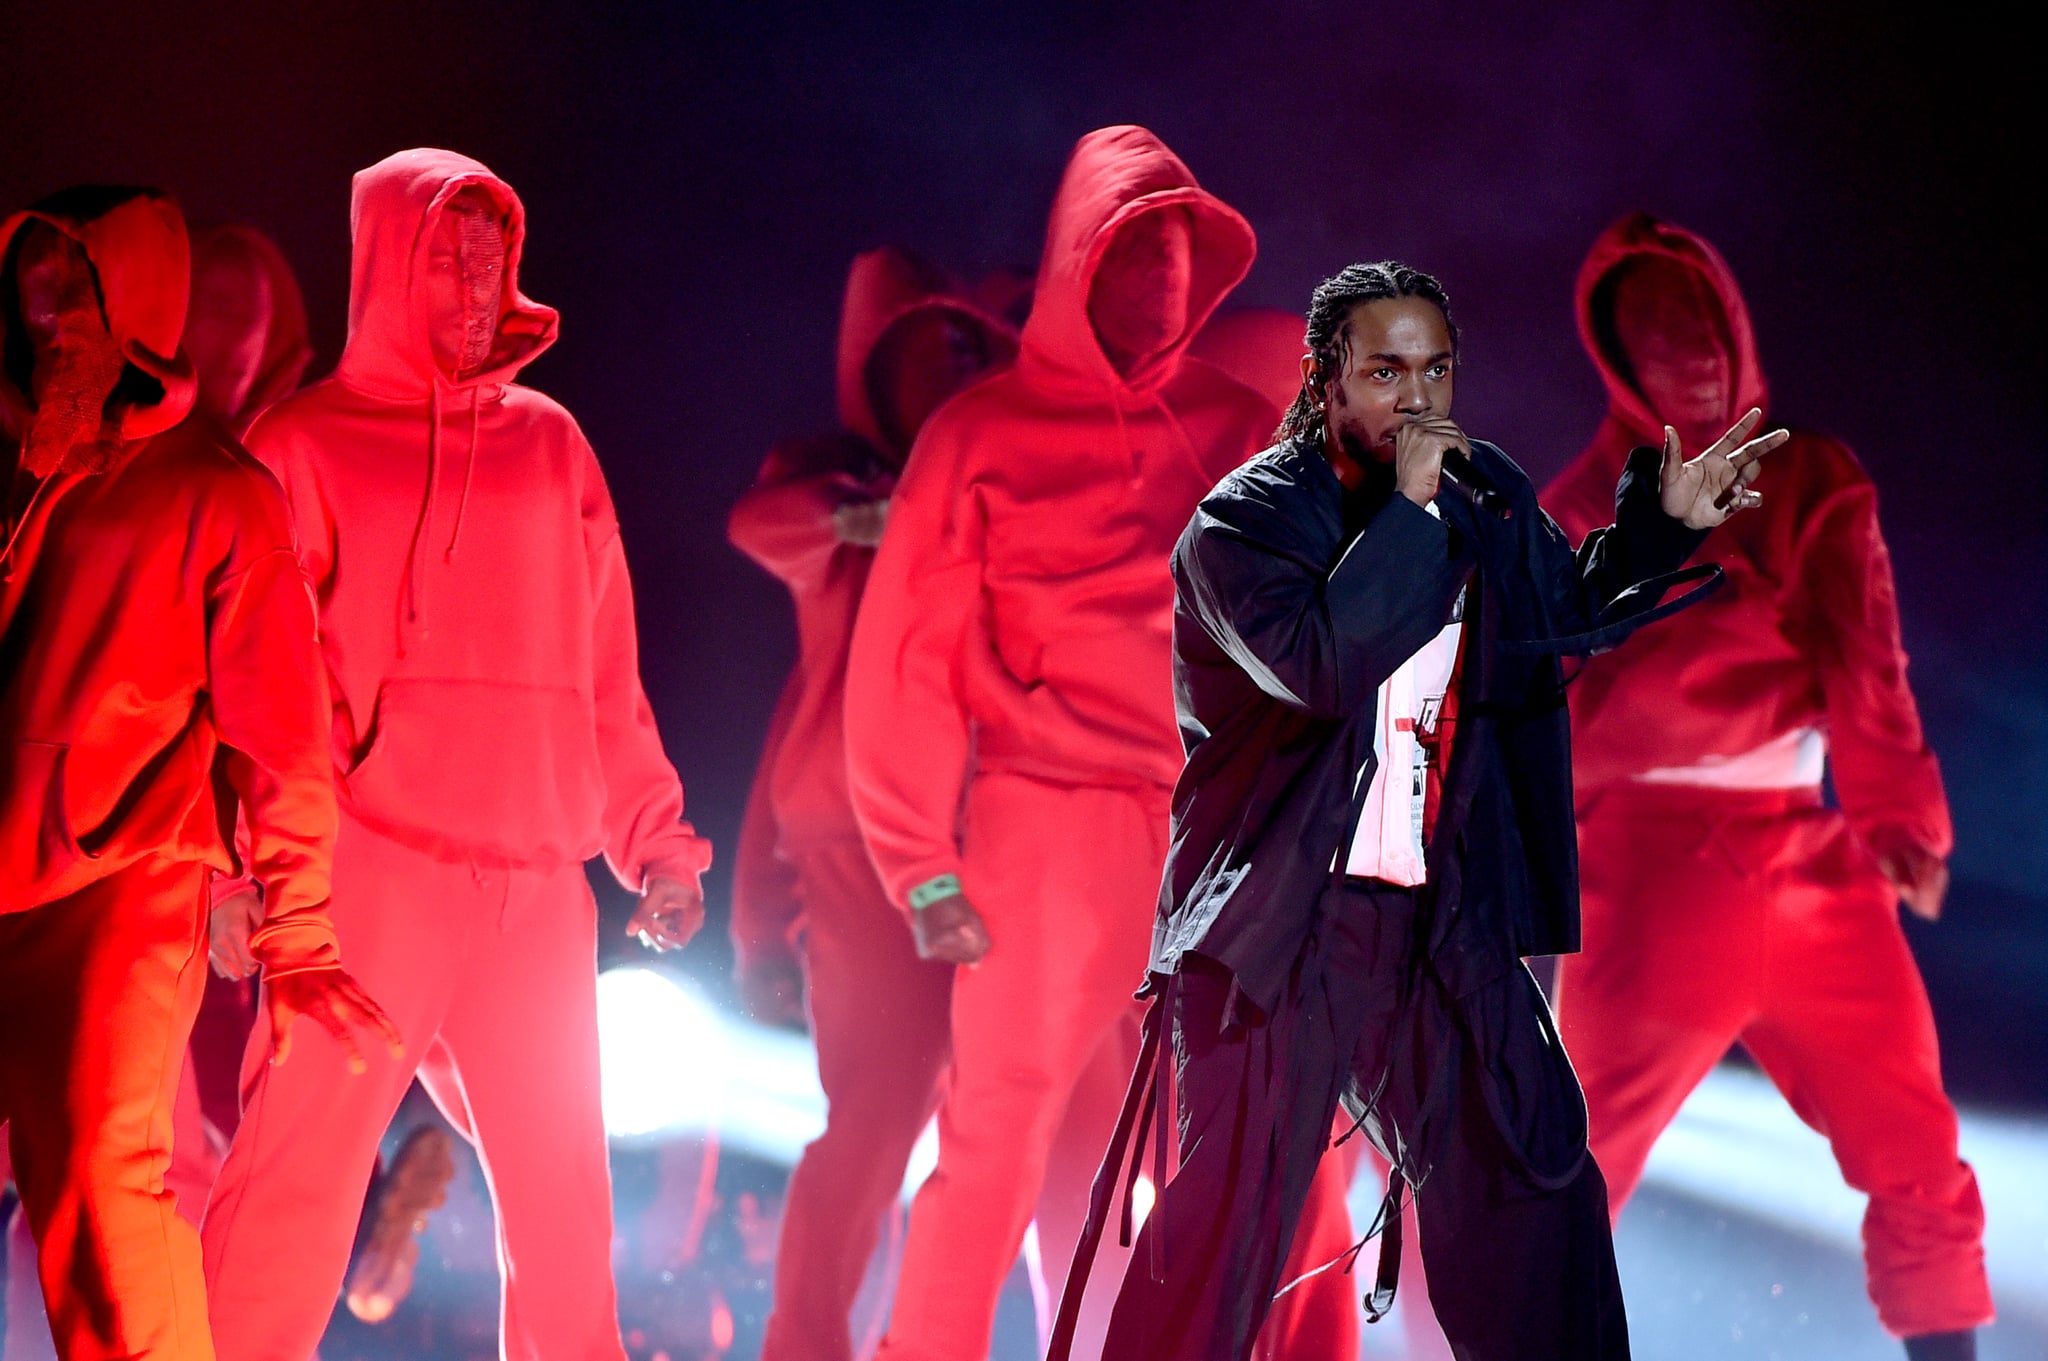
7, 0, 2041, 1099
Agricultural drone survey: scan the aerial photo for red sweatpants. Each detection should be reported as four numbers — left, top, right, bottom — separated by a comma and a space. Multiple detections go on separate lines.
0, 857, 214, 1361
5, 977, 250, 1361
875, 774, 1167, 1361
1555, 785, 1993, 1338
761, 836, 953, 1361
202, 814, 626, 1361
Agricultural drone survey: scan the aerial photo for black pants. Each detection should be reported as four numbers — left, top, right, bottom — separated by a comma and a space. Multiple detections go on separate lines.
1091, 882, 1629, 1361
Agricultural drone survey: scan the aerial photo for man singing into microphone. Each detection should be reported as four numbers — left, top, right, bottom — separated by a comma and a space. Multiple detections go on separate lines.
1062, 262, 1784, 1361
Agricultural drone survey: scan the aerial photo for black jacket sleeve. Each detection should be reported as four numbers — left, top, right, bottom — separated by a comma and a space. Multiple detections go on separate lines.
1180, 483, 1472, 721
1527, 445, 1707, 645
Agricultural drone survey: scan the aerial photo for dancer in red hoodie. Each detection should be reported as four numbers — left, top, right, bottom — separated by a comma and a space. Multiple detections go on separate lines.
199, 149, 713, 1361
1545, 214, 1991, 1361
727, 246, 1017, 1361
844, 126, 1272, 1361
1, 220, 322, 1361
0, 185, 391, 1361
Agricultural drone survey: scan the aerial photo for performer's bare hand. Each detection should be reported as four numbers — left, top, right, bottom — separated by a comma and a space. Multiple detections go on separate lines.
1393, 415, 1468, 507
833, 498, 890, 547
268, 968, 404, 1074
628, 874, 706, 953
912, 891, 991, 965
209, 886, 265, 980
1879, 845, 1950, 922
737, 951, 808, 1026
1659, 407, 1789, 528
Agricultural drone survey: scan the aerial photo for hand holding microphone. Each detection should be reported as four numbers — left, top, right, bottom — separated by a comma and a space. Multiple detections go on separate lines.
1394, 415, 1507, 515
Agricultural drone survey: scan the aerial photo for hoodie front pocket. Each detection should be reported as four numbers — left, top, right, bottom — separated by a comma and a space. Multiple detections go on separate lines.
341, 677, 607, 862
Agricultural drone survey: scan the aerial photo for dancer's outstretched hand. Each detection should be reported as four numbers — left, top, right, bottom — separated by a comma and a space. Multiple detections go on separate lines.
1659, 407, 1789, 528
628, 874, 706, 953
912, 891, 991, 965
268, 968, 404, 1074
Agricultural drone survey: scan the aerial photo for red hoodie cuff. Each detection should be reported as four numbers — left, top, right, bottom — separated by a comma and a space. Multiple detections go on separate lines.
249, 915, 343, 977
640, 833, 715, 891
1858, 822, 1953, 871
209, 873, 260, 910
883, 857, 969, 915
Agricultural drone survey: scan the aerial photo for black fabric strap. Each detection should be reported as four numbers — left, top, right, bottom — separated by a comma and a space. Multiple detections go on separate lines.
1496, 561, 1725, 657
1047, 990, 1167, 1360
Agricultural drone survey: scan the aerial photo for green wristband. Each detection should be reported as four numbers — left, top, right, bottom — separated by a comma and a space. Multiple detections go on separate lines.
908, 874, 963, 911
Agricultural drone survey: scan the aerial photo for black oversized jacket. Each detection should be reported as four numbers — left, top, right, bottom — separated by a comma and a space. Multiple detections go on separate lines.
1150, 436, 1704, 1011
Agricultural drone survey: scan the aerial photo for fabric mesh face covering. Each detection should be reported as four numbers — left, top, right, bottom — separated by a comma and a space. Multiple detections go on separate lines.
455, 208, 505, 378
21, 237, 127, 477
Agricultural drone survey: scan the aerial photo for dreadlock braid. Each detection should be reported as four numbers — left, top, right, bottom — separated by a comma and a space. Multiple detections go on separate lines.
1276, 261, 1459, 443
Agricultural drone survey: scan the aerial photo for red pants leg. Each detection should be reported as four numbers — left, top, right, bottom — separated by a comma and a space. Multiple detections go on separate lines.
762, 837, 952, 1361
876, 775, 1165, 1361
0, 857, 214, 1361
1554, 789, 1762, 1208
1739, 812, 1991, 1338
3, 984, 239, 1360
1032, 1008, 1142, 1360
1250, 1130, 1362, 1361
1556, 790, 1991, 1339
203, 818, 477, 1361
420, 859, 629, 1361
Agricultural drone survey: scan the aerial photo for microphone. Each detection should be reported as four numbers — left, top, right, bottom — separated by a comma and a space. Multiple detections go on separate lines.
1438, 446, 1509, 517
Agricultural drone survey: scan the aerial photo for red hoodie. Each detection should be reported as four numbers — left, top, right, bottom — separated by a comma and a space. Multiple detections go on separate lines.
183, 224, 315, 439
0, 187, 339, 973
727, 249, 1017, 959
1188, 306, 1307, 417
1542, 212, 1950, 865
244, 149, 710, 887
844, 126, 1271, 907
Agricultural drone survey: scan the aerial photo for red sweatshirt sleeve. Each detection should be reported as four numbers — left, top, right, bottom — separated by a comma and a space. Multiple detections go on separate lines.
727, 441, 882, 592
206, 497, 342, 976
843, 412, 981, 909
728, 680, 804, 971
582, 448, 714, 892
1782, 448, 1952, 864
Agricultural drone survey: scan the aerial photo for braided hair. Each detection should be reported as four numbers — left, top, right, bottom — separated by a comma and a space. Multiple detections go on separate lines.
1276, 261, 1458, 443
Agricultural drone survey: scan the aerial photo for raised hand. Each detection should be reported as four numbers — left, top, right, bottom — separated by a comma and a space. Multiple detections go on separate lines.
832, 498, 890, 547
268, 968, 404, 1074
1394, 415, 1470, 507
911, 891, 992, 965
1659, 406, 1789, 529
627, 874, 707, 953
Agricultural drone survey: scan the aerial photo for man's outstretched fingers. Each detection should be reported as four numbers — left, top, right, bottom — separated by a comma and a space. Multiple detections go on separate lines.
1707, 406, 1765, 459
1730, 427, 1790, 473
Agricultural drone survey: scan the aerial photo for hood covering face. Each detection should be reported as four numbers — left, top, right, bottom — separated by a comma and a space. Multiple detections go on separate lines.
1019, 125, 1256, 396
1189, 306, 1308, 416
1, 185, 197, 466
1576, 211, 1768, 445
336, 147, 558, 398
183, 224, 314, 437
834, 246, 1019, 460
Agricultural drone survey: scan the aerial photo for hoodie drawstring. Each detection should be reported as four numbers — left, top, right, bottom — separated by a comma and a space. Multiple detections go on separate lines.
0, 474, 57, 581
444, 388, 480, 560
398, 386, 443, 657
